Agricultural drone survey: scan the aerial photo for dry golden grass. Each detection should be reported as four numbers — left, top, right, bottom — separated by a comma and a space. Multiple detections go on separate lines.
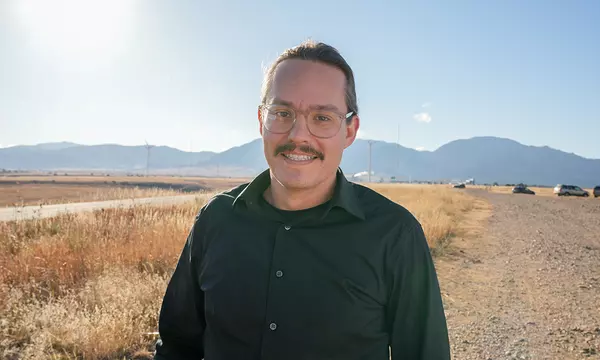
367, 184, 482, 253
0, 184, 483, 359
0, 175, 249, 207
0, 184, 189, 207
0, 174, 251, 186
0, 195, 211, 359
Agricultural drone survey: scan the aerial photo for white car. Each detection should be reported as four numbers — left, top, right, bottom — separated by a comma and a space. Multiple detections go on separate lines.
553, 184, 589, 197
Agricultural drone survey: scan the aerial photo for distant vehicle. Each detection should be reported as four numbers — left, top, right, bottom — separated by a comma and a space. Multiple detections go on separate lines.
452, 183, 466, 189
553, 184, 589, 197
512, 184, 535, 195
594, 186, 600, 198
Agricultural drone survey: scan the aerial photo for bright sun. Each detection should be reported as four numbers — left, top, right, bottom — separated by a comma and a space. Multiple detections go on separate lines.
14, 0, 138, 70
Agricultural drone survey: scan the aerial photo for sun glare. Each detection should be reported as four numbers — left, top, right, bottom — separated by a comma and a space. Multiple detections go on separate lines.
14, 0, 138, 70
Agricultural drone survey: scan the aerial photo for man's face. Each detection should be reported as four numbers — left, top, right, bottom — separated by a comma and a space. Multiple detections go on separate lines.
259, 59, 359, 191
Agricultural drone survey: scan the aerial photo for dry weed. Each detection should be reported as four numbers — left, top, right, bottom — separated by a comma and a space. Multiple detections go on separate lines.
1, 268, 166, 359
368, 184, 475, 252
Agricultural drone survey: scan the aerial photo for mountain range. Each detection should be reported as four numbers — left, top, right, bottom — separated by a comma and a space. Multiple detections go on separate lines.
1, 137, 599, 187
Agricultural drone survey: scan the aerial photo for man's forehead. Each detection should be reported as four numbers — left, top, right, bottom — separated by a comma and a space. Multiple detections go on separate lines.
272, 59, 346, 84
268, 59, 346, 108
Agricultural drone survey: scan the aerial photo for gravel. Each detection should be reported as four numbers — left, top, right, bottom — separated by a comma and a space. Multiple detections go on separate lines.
438, 190, 600, 359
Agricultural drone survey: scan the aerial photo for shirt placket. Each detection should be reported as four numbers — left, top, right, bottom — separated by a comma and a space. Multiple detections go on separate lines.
259, 222, 293, 360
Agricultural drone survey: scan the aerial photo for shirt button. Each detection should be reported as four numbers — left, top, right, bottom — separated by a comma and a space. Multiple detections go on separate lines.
284, 225, 291, 230
275, 270, 283, 278
269, 322, 277, 331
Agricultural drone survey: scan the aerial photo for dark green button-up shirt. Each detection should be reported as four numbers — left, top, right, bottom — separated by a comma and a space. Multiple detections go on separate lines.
154, 168, 450, 360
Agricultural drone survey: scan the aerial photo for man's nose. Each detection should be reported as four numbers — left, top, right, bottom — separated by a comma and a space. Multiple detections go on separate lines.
287, 113, 313, 141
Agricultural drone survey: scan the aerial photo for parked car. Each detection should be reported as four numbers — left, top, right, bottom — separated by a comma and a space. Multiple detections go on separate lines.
452, 183, 466, 189
594, 186, 600, 198
553, 184, 589, 197
512, 184, 535, 195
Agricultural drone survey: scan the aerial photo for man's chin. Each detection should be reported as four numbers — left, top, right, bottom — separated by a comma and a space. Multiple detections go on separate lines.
271, 168, 316, 189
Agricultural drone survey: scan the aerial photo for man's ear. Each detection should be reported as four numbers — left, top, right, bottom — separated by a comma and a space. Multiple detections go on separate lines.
258, 106, 264, 136
344, 115, 360, 149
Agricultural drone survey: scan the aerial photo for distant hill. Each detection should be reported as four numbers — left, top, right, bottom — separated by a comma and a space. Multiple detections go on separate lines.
0, 143, 215, 171
7, 141, 81, 151
349, 137, 600, 187
1, 137, 599, 187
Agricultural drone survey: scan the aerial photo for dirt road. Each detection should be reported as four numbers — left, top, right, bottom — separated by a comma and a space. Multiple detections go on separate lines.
439, 190, 600, 359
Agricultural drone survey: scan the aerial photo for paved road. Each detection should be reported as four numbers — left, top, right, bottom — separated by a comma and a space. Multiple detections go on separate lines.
0, 194, 202, 222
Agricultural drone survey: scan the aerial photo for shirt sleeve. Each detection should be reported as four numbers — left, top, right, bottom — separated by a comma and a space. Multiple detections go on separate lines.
154, 212, 206, 360
387, 221, 451, 360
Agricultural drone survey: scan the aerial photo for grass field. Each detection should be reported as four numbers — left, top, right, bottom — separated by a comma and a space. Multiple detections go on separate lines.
0, 183, 485, 359
0, 176, 249, 207
0, 174, 251, 185
0, 185, 188, 207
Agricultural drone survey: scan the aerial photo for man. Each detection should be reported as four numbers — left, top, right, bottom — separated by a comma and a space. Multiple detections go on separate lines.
154, 40, 450, 360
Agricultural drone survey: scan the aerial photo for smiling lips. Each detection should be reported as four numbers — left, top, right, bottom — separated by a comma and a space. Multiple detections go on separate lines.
274, 142, 324, 161
282, 153, 317, 162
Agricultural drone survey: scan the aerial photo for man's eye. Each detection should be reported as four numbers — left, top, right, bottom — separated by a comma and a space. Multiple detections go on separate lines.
315, 114, 333, 122
276, 111, 291, 118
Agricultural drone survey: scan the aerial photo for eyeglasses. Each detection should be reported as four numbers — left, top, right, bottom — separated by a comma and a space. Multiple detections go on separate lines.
259, 103, 355, 139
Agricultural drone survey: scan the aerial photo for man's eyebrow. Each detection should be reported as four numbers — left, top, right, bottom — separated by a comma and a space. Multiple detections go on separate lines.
269, 98, 342, 112
270, 98, 294, 106
310, 104, 341, 112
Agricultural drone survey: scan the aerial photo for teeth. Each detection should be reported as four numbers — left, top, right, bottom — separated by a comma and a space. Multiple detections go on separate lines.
285, 154, 314, 161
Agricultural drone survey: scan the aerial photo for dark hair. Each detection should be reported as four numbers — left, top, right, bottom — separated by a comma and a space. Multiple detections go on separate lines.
260, 39, 359, 118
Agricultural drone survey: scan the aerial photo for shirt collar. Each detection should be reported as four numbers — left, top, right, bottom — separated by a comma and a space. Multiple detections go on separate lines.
232, 167, 365, 221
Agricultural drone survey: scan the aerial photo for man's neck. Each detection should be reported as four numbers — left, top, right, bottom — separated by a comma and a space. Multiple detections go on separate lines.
264, 172, 337, 211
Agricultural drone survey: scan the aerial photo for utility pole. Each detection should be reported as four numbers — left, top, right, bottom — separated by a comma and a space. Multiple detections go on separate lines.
397, 123, 400, 180
368, 140, 374, 183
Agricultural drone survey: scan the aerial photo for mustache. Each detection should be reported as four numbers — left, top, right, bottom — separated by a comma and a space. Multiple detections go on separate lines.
274, 142, 324, 160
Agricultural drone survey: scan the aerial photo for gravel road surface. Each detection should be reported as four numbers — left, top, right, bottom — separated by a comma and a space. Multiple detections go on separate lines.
439, 190, 600, 359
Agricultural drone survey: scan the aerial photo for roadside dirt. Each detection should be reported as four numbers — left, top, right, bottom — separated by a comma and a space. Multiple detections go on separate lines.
438, 190, 600, 360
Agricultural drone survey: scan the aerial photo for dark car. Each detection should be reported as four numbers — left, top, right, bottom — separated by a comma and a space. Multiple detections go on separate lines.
512, 184, 535, 195
594, 186, 600, 198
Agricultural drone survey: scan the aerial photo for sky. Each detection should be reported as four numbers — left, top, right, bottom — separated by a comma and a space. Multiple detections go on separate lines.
1, 0, 599, 158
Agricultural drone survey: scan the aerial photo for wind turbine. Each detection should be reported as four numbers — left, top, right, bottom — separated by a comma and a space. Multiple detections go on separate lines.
144, 140, 155, 177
